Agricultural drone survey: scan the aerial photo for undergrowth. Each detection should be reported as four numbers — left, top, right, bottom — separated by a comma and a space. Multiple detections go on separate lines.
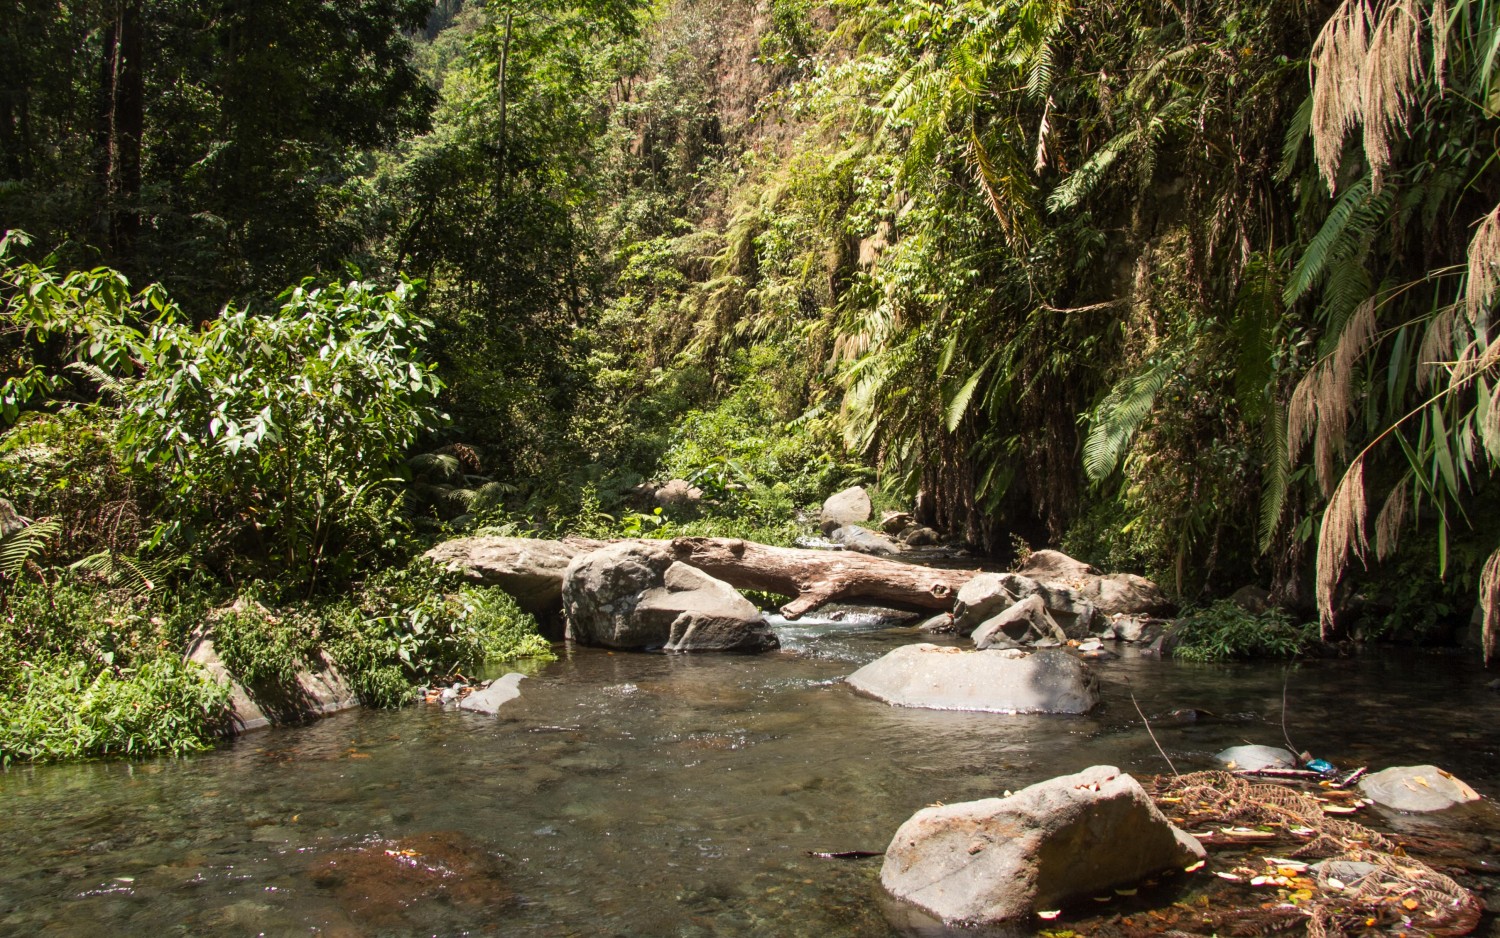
1170, 600, 1316, 662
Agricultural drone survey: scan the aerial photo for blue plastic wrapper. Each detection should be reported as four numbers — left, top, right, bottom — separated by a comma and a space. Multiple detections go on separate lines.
1305, 758, 1336, 774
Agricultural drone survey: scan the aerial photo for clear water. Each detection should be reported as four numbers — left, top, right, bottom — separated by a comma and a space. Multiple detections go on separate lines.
3, 617, 1498, 937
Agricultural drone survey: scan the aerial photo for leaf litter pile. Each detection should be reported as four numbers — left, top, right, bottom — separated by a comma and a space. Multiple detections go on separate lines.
1089, 771, 1486, 938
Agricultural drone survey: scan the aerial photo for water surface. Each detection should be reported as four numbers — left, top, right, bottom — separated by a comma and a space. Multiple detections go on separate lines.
3, 617, 1498, 936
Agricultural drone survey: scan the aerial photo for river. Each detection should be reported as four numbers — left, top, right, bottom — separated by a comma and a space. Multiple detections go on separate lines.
2, 613, 1497, 936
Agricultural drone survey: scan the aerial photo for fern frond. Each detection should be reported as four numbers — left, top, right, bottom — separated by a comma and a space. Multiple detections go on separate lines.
1083, 356, 1176, 482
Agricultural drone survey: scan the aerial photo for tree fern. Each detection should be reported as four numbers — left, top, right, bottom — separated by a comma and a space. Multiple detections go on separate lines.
1082, 355, 1178, 482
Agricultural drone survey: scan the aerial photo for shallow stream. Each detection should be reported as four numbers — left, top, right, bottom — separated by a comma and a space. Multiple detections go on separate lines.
3, 615, 1498, 936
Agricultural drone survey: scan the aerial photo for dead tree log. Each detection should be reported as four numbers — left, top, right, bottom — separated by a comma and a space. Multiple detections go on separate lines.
424, 535, 981, 620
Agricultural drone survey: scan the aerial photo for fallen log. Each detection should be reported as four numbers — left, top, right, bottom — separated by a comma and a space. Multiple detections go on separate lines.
424, 535, 981, 620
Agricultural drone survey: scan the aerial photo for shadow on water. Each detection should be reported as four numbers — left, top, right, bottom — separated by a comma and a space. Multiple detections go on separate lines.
2, 616, 1498, 936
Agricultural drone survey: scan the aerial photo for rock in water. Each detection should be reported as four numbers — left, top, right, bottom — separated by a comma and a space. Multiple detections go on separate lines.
1214, 745, 1297, 771
562, 542, 778, 652
881, 765, 1205, 925
820, 485, 872, 535
1358, 765, 1483, 812
952, 572, 1103, 639
1016, 549, 1173, 617
830, 524, 904, 556
846, 645, 1099, 714
971, 594, 1066, 649
458, 673, 527, 714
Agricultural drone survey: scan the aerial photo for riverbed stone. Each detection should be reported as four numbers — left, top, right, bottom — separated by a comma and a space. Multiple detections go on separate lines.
901, 526, 941, 547
880, 765, 1205, 924
830, 524, 904, 556
425, 536, 601, 620
821, 486, 872, 534
952, 572, 1103, 639
458, 673, 527, 714
1358, 765, 1483, 812
562, 542, 778, 652
881, 510, 914, 534
1015, 549, 1100, 584
1214, 745, 1297, 771
1016, 550, 1172, 617
971, 595, 1067, 649
186, 626, 357, 734
846, 645, 1099, 714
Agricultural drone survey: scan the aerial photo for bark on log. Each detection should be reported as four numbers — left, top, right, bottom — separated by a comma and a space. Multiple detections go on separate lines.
424, 535, 981, 620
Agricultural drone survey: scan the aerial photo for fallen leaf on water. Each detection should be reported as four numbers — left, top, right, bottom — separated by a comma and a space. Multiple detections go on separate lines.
1327, 877, 1346, 890
1037, 910, 1061, 920
1403, 899, 1420, 911
1184, 860, 1205, 872
1215, 872, 1241, 881
1115, 888, 1137, 896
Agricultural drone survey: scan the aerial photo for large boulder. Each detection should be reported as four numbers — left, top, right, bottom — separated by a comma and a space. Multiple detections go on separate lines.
186, 628, 356, 734
952, 572, 1103, 639
561, 542, 778, 652
830, 524, 904, 556
1016, 549, 1173, 617
1358, 765, 1483, 813
820, 486, 872, 535
847, 645, 1099, 714
881, 765, 1205, 925
654, 479, 703, 512
425, 536, 599, 619
971, 594, 1066, 649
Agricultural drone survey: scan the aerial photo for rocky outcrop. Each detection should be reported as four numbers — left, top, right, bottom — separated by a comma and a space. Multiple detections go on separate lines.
1358, 765, 1483, 812
186, 630, 357, 734
820, 485, 872, 534
830, 524, 904, 556
458, 673, 528, 714
952, 572, 1103, 639
1016, 549, 1174, 618
847, 645, 1099, 714
970, 594, 1066, 649
562, 542, 778, 652
880, 765, 1205, 924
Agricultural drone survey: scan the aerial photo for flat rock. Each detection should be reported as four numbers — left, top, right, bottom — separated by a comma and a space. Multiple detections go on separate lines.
821, 486, 872, 535
1215, 745, 1297, 772
1015, 549, 1100, 584
425, 536, 602, 618
830, 524, 904, 556
847, 645, 1099, 714
458, 673, 527, 714
1358, 765, 1482, 813
881, 765, 1205, 924
562, 542, 778, 652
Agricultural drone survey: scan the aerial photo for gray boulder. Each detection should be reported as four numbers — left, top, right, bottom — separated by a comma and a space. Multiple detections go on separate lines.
971, 595, 1067, 649
881, 765, 1205, 924
1017, 549, 1172, 617
881, 510, 915, 534
562, 542, 778, 653
425, 536, 600, 618
1358, 765, 1483, 813
186, 626, 356, 734
847, 645, 1099, 714
830, 524, 904, 556
901, 526, 941, 547
1106, 614, 1165, 644
459, 673, 527, 714
1215, 745, 1297, 772
821, 486, 872, 535
654, 479, 703, 511
1015, 549, 1100, 584
952, 572, 1103, 639
1229, 585, 1273, 615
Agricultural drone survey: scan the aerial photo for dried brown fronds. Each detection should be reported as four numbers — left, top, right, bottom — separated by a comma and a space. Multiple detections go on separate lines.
1310, 0, 1373, 190
1287, 364, 1321, 458
1483, 378, 1500, 459
1374, 476, 1409, 561
1360, 0, 1424, 190
1316, 455, 1367, 636
1432, 0, 1450, 87
1481, 547, 1500, 664
1465, 202, 1500, 330
1417, 304, 1456, 388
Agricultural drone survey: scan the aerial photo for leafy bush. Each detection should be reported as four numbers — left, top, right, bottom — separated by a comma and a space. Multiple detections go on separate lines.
1170, 600, 1316, 662
0, 580, 231, 763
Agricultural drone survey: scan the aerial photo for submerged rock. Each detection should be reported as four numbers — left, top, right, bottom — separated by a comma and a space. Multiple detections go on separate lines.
458, 673, 527, 714
1359, 765, 1483, 812
562, 542, 778, 653
1214, 745, 1297, 772
846, 644, 1099, 714
880, 765, 1205, 925
820, 485, 872, 535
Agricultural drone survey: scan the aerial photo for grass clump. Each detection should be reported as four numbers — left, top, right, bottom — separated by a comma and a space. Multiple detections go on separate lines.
1170, 600, 1316, 662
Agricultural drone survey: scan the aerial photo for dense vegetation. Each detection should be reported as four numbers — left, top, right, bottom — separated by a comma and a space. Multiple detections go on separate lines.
3, 0, 1499, 759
